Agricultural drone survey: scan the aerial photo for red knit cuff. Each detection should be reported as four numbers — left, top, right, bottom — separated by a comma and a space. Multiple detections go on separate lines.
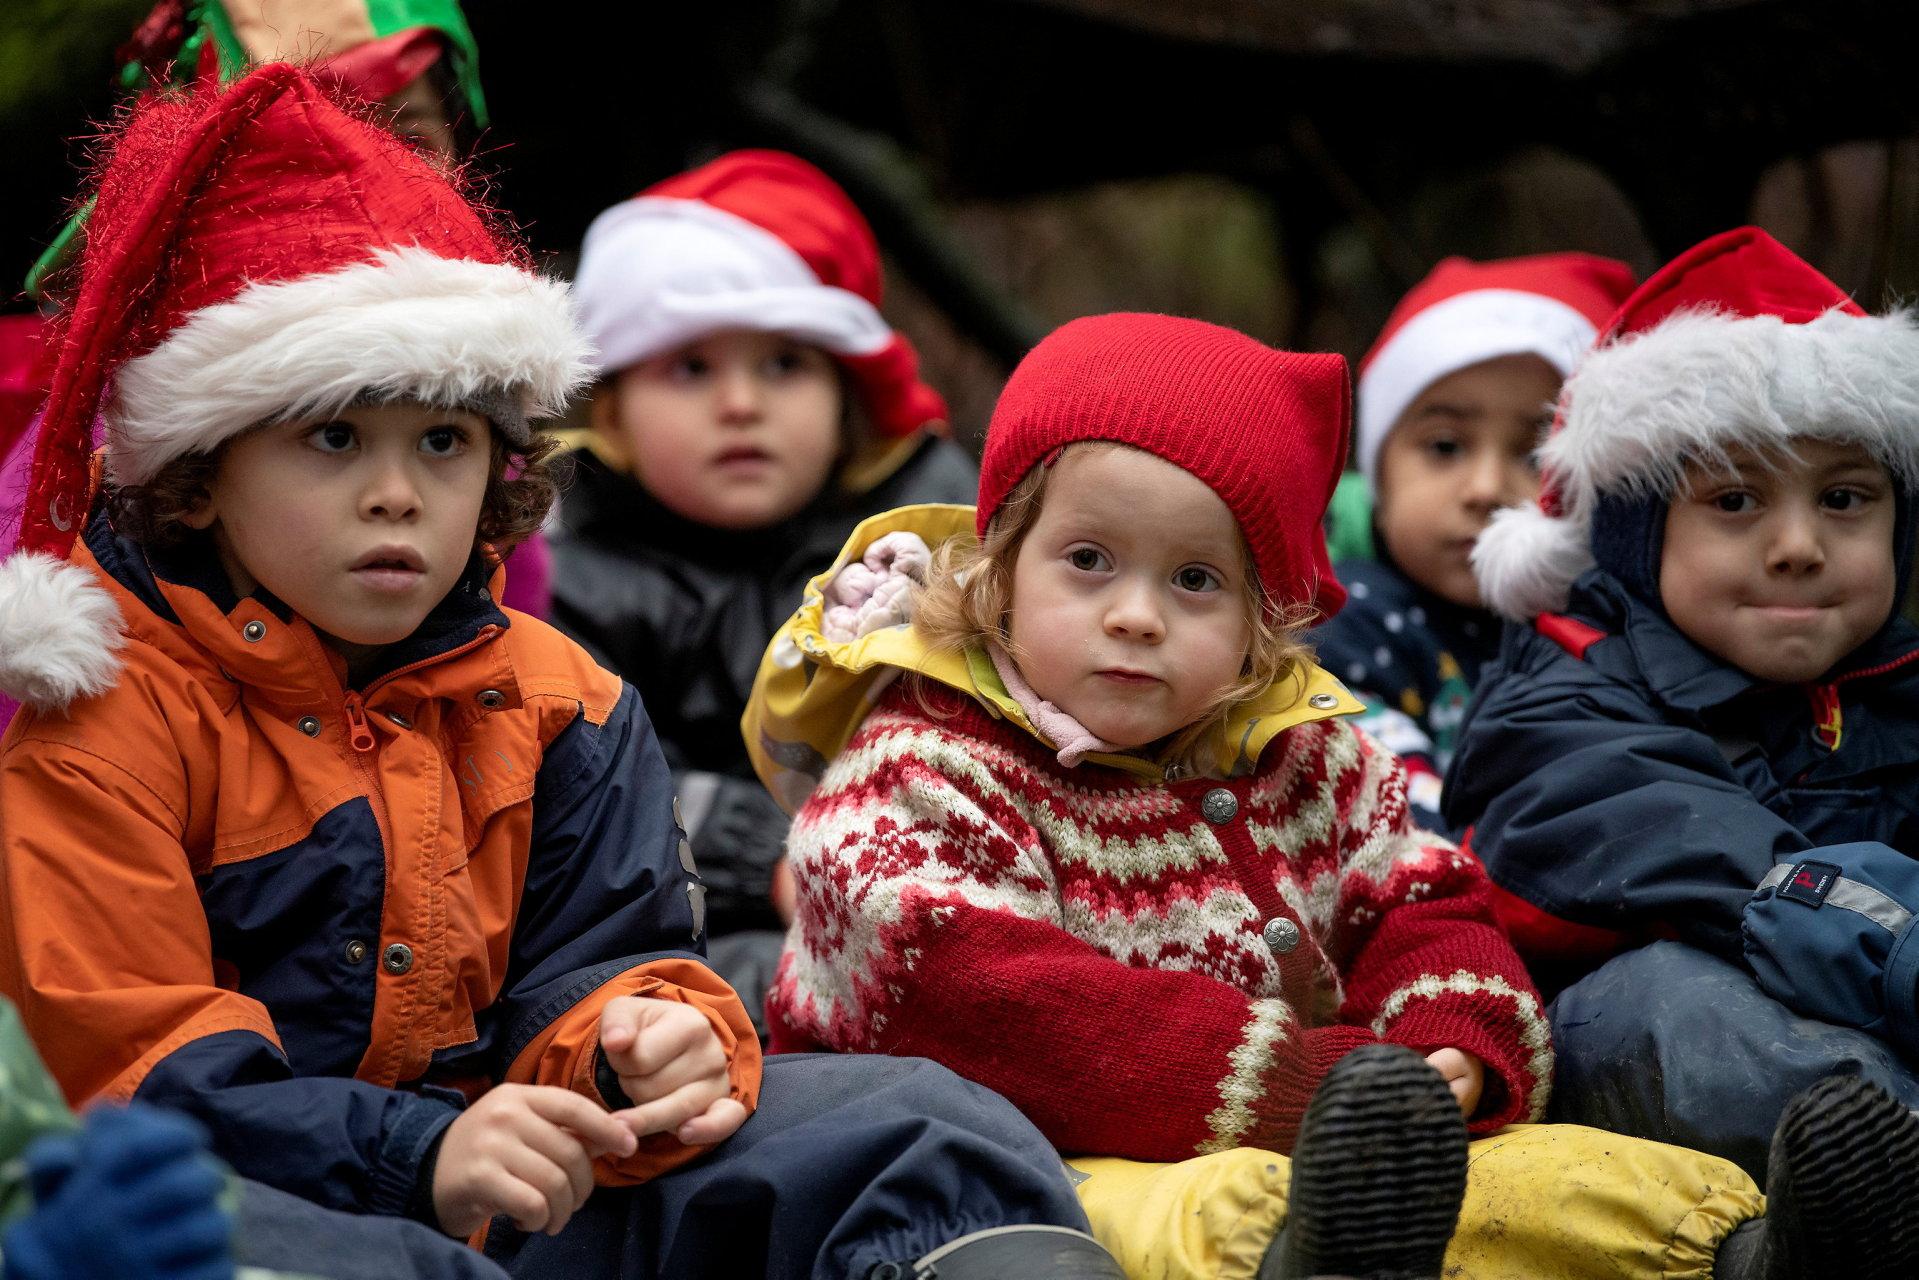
1376, 997, 1549, 1133
1242, 1025, 1379, 1155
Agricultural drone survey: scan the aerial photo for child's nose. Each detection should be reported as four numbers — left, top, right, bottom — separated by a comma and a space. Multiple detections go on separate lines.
715, 366, 765, 421
1104, 584, 1165, 642
1766, 508, 1826, 573
361, 463, 422, 521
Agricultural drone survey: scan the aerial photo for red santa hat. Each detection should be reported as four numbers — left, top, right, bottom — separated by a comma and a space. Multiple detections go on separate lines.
1473, 226, 1919, 621
0, 63, 590, 713
571, 150, 947, 439
1356, 252, 1637, 487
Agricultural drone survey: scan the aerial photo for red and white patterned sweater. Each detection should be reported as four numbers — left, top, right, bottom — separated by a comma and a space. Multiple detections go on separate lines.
767, 680, 1552, 1162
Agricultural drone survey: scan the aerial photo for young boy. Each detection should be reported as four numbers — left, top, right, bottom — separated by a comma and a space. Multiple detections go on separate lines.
1449, 227, 1919, 1181
0, 66, 1113, 1280
552, 152, 977, 1014
1312, 254, 1635, 829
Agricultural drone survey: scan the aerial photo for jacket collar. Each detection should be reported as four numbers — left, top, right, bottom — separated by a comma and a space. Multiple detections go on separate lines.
1568, 569, 1919, 713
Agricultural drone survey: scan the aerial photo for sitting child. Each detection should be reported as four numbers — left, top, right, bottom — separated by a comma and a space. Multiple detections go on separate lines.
744, 312, 1919, 1279
551, 151, 976, 1005
0, 66, 1115, 1280
1313, 254, 1635, 828
1449, 227, 1919, 1181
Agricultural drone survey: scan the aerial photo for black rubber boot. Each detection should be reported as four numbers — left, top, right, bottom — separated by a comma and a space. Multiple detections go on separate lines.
1713, 1074, 1919, 1280
1261, 1043, 1468, 1280
868, 1225, 1127, 1279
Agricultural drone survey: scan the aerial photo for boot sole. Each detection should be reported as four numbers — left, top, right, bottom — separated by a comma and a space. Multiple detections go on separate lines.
1762, 1074, 1919, 1280
1267, 1043, 1467, 1280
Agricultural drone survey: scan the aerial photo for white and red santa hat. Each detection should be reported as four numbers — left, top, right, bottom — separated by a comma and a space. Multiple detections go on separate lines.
1473, 226, 1919, 621
1356, 252, 1638, 487
0, 63, 591, 713
572, 150, 948, 439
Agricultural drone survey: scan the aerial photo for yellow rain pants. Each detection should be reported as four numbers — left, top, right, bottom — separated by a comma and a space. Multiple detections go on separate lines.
1070, 1124, 1765, 1280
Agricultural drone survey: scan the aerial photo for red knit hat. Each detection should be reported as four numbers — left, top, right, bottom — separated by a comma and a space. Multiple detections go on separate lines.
0, 63, 590, 712
572, 150, 947, 439
1356, 253, 1636, 486
1474, 226, 1919, 620
978, 313, 1352, 620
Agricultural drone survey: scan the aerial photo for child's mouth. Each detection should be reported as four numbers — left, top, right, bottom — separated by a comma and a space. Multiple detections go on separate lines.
351, 548, 426, 592
1097, 668, 1162, 685
714, 447, 773, 469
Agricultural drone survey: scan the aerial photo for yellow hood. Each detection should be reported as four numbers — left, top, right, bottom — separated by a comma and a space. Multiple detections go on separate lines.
742, 504, 1365, 813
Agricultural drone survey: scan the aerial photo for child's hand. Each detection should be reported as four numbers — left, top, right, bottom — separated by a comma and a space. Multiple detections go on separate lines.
1424, 1048, 1485, 1115
432, 1083, 637, 1238
599, 996, 748, 1147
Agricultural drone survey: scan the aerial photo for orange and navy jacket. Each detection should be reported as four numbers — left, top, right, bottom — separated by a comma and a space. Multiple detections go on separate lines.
0, 511, 762, 1218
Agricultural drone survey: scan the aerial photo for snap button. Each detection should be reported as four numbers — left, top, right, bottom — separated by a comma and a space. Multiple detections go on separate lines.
296, 716, 321, 737
1201, 788, 1238, 823
381, 943, 414, 975
343, 940, 368, 964
242, 620, 267, 642
1262, 916, 1301, 955
477, 690, 505, 709
385, 712, 412, 729
1309, 693, 1340, 710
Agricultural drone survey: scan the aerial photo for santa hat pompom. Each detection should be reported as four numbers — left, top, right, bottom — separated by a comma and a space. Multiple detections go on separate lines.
1472, 501, 1593, 621
0, 552, 126, 713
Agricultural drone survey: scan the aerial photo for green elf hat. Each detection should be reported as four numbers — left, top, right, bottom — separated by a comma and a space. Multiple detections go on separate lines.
26, 0, 486, 301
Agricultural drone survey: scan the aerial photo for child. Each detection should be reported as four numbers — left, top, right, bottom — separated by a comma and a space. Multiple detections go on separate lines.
1312, 254, 1636, 828
0, 66, 1117, 1280
551, 151, 976, 1001
1448, 227, 1919, 1180
744, 312, 1919, 1279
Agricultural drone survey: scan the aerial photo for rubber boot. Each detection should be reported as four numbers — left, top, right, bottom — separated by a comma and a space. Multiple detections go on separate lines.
867, 1224, 1127, 1279
1713, 1074, 1919, 1280
1261, 1043, 1467, 1280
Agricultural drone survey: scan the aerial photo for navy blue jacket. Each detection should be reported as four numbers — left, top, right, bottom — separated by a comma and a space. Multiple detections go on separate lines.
1444, 570, 1919, 1045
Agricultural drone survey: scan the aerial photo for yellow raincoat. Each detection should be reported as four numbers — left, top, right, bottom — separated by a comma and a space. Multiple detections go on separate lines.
745, 506, 1766, 1280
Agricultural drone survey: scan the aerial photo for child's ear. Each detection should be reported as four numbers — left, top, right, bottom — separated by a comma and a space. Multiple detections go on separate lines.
178, 494, 219, 531
587, 380, 633, 470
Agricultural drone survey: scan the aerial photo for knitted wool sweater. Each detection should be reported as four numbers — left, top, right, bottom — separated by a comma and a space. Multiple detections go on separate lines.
767, 679, 1553, 1162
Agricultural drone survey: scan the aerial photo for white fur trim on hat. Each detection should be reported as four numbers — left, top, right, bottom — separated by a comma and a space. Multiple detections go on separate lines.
0, 551, 126, 713
573, 197, 894, 376
1471, 501, 1595, 621
108, 247, 593, 488
1358, 289, 1598, 487
1546, 306, 1919, 515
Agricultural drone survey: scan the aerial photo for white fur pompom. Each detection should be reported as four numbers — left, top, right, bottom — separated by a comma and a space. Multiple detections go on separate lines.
1472, 502, 1593, 621
0, 552, 126, 713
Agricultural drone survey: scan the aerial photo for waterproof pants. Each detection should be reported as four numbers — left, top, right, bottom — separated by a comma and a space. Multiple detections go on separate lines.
1073, 1123, 1764, 1280
1550, 941, 1919, 1180
483, 1054, 1090, 1280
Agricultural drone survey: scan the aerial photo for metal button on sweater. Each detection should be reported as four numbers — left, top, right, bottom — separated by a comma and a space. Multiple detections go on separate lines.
1263, 917, 1301, 955
1201, 788, 1238, 823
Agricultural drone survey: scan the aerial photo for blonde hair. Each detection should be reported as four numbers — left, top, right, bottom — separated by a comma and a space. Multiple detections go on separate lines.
914, 443, 1319, 769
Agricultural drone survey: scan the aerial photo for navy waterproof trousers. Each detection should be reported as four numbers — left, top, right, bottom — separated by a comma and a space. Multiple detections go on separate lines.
1548, 940, 1919, 1180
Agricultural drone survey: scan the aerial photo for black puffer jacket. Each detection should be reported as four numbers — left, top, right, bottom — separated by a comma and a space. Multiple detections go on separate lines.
549, 438, 979, 935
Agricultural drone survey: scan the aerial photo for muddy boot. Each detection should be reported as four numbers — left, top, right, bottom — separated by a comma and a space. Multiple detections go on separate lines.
1261, 1043, 1467, 1280
868, 1224, 1127, 1279
1713, 1074, 1919, 1280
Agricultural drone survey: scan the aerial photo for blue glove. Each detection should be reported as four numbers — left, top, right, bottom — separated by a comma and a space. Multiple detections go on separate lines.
3, 1104, 233, 1280
1742, 841, 1919, 1059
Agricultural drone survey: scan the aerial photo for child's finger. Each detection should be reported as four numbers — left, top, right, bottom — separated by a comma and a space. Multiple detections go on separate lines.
498, 1145, 585, 1236
619, 1010, 711, 1077
522, 1085, 639, 1158
504, 1113, 597, 1208
615, 1037, 726, 1103
599, 997, 643, 1054
613, 1078, 728, 1138
674, 1097, 748, 1147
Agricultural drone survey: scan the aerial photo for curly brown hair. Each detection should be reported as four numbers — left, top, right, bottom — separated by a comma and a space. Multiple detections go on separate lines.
109, 425, 567, 567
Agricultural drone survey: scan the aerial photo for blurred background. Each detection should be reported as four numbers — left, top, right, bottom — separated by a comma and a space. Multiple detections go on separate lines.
4, 0, 1917, 447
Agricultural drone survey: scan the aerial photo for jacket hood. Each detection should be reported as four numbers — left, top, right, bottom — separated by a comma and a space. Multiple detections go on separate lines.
743, 503, 1365, 813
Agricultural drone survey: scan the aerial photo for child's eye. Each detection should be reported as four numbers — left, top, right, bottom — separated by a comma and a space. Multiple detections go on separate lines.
1821, 486, 1874, 512
420, 427, 470, 457
1174, 566, 1221, 593
1067, 547, 1110, 572
1712, 491, 1756, 514
669, 356, 710, 381
766, 349, 806, 376
307, 423, 357, 453
1424, 436, 1463, 460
